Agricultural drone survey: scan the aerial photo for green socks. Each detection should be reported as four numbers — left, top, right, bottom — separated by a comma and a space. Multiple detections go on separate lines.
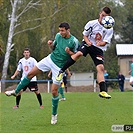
58, 87, 65, 98
15, 77, 31, 94
52, 95, 59, 115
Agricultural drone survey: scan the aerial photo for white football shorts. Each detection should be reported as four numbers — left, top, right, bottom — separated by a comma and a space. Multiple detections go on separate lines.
36, 54, 61, 85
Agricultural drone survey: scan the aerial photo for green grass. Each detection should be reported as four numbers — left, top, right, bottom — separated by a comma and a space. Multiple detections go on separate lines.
0, 92, 133, 133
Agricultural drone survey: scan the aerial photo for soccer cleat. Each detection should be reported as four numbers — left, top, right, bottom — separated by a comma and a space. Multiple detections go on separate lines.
61, 82, 65, 88
40, 105, 44, 109
13, 105, 19, 109
5, 90, 16, 97
59, 98, 66, 101
56, 70, 63, 81
51, 114, 58, 125
99, 91, 111, 99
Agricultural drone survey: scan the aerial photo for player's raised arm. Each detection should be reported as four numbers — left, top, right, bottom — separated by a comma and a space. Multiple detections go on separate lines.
47, 40, 55, 51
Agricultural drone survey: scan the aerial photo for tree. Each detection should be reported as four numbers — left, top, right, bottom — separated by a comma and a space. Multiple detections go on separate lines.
1, 0, 47, 91
1, 0, 68, 91
1, 0, 130, 91
121, 0, 133, 43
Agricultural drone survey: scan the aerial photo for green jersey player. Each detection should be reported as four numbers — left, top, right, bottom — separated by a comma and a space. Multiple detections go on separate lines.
5, 22, 80, 125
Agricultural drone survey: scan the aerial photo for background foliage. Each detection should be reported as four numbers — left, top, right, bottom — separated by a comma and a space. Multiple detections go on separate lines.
0, 0, 132, 80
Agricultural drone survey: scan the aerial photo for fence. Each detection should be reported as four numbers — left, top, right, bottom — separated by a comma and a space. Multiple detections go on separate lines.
0, 78, 131, 93
0, 80, 52, 93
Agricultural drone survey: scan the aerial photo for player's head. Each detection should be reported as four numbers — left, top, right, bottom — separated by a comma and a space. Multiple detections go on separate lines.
59, 22, 70, 38
99, 6, 111, 24
23, 48, 30, 59
102, 7, 111, 15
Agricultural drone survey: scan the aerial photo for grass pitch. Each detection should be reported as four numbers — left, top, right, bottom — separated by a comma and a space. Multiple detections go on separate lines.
0, 91, 133, 133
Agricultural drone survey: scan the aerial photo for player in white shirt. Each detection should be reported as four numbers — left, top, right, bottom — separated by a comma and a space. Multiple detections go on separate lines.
56, 6, 113, 99
11, 48, 44, 109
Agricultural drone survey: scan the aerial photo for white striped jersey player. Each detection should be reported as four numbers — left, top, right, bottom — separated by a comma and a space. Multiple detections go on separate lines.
83, 19, 113, 51
17, 57, 37, 81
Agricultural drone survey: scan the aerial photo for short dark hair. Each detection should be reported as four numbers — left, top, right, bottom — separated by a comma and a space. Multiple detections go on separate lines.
102, 6, 111, 14
24, 48, 30, 52
59, 22, 70, 30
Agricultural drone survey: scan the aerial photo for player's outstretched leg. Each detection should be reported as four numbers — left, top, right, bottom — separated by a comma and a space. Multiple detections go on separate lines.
56, 57, 76, 81
5, 76, 30, 97
5, 90, 16, 97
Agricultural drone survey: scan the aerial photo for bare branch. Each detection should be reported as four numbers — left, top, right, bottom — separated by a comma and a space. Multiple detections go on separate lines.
49, 4, 68, 18
16, 0, 33, 19
32, 0, 42, 5
0, 47, 5, 54
14, 16, 46, 29
14, 4, 68, 36
28, 0, 43, 10
17, 0, 43, 19
32, 17, 46, 21
13, 24, 41, 36
10, 0, 13, 7
26, 5, 38, 11
18, 16, 46, 26
14, 23, 21, 28
10, 43, 15, 50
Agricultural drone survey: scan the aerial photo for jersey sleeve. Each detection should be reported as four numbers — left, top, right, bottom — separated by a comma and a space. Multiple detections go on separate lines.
103, 28, 113, 44
17, 59, 22, 71
73, 37, 80, 53
33, 58, 37, 66
53, 33, 60, 47
82, 21, 93, 36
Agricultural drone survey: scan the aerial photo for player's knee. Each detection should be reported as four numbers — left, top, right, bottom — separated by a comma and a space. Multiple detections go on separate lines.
72, 51, 83, 60
96, 64, 104, 72
77, 51, 83, 56
52, 90, 58, 96
51, 87, 58, 96
27, 72, 34, 79
34, 90, 39, 94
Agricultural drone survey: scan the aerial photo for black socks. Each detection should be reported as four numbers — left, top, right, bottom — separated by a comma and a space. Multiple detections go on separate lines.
61, 57, 76, 72
37, 93, 42, 106
99, 81, 107, 92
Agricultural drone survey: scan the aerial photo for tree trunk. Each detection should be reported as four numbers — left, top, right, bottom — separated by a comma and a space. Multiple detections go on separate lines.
1, 0, 18, 92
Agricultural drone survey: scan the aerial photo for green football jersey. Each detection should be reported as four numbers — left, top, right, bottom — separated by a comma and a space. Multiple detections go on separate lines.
50, 33, 80, 68
131, 63, 133, 76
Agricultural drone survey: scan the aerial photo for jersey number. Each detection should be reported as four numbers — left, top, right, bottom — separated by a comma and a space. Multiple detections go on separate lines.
24, 66, 29, 71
